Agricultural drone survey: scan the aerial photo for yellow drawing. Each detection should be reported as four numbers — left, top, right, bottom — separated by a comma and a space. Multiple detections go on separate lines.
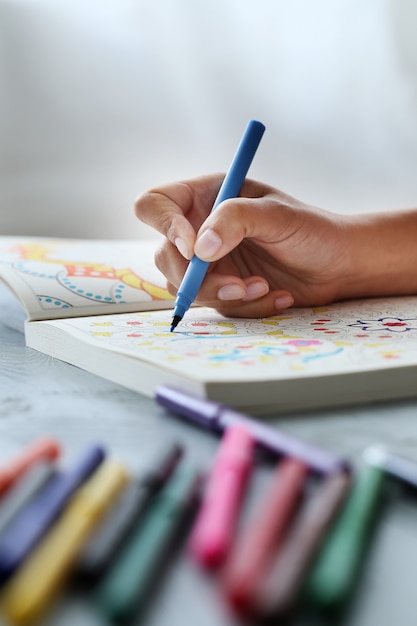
12, 243, 171, 302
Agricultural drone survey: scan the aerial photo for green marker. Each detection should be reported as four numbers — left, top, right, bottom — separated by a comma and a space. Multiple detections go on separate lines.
94, 465, 202, 623
306, 462, 386, 612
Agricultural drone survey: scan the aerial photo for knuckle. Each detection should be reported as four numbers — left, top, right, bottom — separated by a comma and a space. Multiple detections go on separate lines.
154, 242, 169, 271
134, 191, 155, 222
134, 191, 177, 238
209, 199, 249, 241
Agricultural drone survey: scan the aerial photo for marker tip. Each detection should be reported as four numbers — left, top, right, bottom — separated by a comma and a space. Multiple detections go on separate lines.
170, 314, 182, 332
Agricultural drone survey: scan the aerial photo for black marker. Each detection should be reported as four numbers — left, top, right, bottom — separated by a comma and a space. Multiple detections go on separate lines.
94, 464, 203, 623
75, 443, 183, 584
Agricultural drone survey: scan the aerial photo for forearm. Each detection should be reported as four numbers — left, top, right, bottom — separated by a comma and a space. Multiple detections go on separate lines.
339, 209, 417, 300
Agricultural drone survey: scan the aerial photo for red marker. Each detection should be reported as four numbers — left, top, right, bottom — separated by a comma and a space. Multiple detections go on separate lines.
188, 425, 254, 569
0, 437, 61, 496
222, 458, 309, 616
254, 470, 352, 618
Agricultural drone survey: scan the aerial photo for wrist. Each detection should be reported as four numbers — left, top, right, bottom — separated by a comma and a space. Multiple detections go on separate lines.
338, 210, 417, 300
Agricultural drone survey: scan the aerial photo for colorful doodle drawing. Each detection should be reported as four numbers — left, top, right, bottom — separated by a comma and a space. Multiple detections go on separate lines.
0, 238, 172, 315
78, 312, 349, 375
10, 242, 170, 303
4, 237, 417, 382
348, 317, 417, 333
60, 302, 417, 381
21, 297, 417, 413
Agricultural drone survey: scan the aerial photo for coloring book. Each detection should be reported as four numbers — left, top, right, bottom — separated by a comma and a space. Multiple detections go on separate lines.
1, 236, 417, 413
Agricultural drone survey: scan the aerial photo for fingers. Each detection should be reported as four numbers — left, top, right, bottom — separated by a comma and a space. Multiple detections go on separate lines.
155, 240, 294, 317
138, 174, 298, 317
214, 290, 294, 318
194, 193, 292, 263
155, 240, 255, 303
135, 186, 196, 261
135, 175, 275, 260
135, 175, 226, 260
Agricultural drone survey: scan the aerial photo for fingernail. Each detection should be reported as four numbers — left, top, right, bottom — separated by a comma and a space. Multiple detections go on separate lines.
175, 237, 189, 259
194, 229, 222, 259
243, 281, 269, 301
274, 294, 294, 310
218, 284, 246, 301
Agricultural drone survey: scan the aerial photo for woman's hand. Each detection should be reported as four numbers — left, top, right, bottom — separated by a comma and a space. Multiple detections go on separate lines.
135, 174, 417, 317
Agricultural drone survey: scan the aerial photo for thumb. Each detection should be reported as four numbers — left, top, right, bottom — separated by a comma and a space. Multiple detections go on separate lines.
194, 196, 287, 261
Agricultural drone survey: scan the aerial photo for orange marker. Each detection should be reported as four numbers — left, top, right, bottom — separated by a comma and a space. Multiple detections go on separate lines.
0, 438, 61, 496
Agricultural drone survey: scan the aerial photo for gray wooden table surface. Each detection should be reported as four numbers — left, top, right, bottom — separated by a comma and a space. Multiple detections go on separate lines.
1, 288, 417, 626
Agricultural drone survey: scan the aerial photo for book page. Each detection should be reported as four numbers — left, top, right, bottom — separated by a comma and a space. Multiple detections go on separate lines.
33, 297, 417, 384
0, 237, 172, 321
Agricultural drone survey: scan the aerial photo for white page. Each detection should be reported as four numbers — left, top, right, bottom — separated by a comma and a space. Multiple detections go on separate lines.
31, 298, 417, 384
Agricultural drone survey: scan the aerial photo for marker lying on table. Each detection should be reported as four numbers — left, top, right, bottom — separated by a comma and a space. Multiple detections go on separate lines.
222, 458, 308, 616
155, 386, 349, 475
94, 465, 203, 623
0, 437, 60, 496
305, 462, 386, 613
189, 425, 254, 569
254, 469, 351, 619
0, 461, 129, 626
0, 462, 55, 537
75, 443, 183, 584
364, 444, 417, 491
0, 444, 105, 583
170, 119, 265, 331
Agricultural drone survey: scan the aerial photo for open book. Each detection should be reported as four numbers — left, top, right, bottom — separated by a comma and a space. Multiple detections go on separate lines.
2, 235, 417, 413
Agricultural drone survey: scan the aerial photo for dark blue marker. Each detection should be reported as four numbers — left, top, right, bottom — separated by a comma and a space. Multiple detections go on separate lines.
0, 444, 105, 584
170, 119, 266, 331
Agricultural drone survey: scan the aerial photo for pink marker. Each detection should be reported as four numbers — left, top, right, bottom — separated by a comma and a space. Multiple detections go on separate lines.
188, 425, 254, 569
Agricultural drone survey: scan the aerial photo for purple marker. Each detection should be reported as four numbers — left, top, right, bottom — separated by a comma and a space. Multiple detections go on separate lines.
0, 444, 105, 583
155, 386, 349, 476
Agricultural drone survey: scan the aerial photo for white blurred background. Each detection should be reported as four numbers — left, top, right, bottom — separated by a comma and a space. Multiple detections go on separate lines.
1, 0, 417, 240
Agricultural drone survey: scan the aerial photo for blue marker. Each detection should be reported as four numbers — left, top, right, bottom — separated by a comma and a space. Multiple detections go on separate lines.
170, 119, 266, 331
0, 444, 105, 584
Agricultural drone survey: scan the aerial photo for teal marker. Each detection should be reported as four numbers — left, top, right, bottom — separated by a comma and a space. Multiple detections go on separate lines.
305, 462, 386, 613
94, 465, 202, 623
170, 119, 265, 331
